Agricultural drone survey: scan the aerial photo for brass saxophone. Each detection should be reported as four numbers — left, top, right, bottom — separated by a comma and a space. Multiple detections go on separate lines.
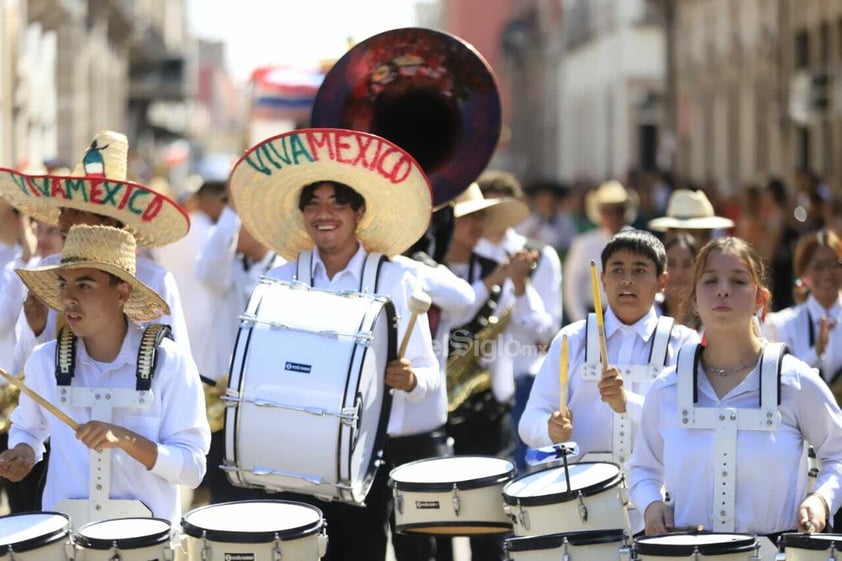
446, 303, 512, 413
0, 384, 21, 434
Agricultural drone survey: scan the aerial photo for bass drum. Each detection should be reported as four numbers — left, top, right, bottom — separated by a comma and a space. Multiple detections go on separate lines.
0, 512, 72, 560
502, 462, 630, 537
224, 279, 395, 505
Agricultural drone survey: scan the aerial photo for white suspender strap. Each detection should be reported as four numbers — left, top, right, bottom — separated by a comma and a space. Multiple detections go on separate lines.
360, 252, 386, 294
582, 313, 602, 379
295, 250, 314, 285
648, 316, 675, 368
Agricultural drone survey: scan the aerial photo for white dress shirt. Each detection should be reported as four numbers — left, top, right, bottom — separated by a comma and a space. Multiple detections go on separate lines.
266, 246, 440, 436
9, 324, 211, 524
475, 229, 563, 377
519, 306, 699, 452
195, 207, 286, 380
0, 253, 25, 374
563, 228, 610, 322
763, 295, 842, 384
628, 354, 842, 535
13, 254, 192, 372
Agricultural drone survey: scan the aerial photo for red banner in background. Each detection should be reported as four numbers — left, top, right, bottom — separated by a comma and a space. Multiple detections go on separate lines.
250, 65, 325, 121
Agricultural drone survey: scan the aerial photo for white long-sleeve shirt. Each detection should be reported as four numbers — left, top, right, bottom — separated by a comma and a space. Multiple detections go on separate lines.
267, 246, 440, 436
14, 254, 192, 371
476, 229, 563, 377
519, 306, 699, 452
628, 354, 842, 535
9, 324, 211, 524
0, 253, 26, 374
195, 207, 285, 380
763, 295, 842, 384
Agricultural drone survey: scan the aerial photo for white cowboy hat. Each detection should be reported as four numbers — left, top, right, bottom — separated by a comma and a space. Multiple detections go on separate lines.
0, 131, 189, 247
585, 180, 639, 226
648, 189, 735, 231
16, 225, 169, 323
452, 182, 529, 234
229, 128, 432, 260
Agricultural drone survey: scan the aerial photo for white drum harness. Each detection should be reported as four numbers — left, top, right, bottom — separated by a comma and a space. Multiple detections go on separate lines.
54, 323, 171, 528
295, 249, 387, 294
580, 314, 676, 464
675, 342, 785, 532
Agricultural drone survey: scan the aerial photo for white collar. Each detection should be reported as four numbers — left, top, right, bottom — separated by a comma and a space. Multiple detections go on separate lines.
603, 306, 659, 343
310, 244, 367, 283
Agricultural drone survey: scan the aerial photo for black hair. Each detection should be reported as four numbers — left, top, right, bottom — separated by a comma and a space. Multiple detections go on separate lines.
298, 181, 365, 212
601, 228, 667, 276
664, 231, 699, 259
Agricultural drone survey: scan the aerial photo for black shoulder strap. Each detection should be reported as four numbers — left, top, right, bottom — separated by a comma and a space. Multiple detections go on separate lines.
55, 326, 77, 386
136, 324, 173, 391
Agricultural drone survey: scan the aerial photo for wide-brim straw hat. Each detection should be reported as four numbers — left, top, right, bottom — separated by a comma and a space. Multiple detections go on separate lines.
0, 131, 189, 247
452, 182, 529, 234
229, 128, 432, 260
585, 180, 639, 226
16, 225, 169, 323
648, 189, 735, 231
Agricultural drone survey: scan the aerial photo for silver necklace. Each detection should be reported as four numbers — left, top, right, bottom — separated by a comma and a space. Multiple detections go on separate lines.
702, 359, 756, 377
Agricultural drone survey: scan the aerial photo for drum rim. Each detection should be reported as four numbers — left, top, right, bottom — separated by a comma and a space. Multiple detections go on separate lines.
779, 532, 842, 551
388, 455, 516, 492
75, 517, 171, 550
634, 531, 758, 556
501, 461, 624, 506
181, 500, 324, 542
0, 511, 70, 553
395, 521, 513, 536
505, 528, 626, 552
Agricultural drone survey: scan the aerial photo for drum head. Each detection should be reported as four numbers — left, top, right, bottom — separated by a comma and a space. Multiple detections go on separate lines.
390, 456, 515, 492
76, 517, 171, 549
182, 500, 324, 543
635, 532, 757, 556
780, 533, 842, 551
0, 512, 69, 553
502, 462, 622, 506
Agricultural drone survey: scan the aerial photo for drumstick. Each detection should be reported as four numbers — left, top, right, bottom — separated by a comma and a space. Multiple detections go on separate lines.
0, 368, 80, 431
398, 291, 433, 358
590, 260, 609, 376
559, 334, 568, 410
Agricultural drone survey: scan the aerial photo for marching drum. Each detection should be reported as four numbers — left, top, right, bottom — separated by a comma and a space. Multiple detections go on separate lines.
633, 533, 760, 561
778, 533, 842, 561
0, 512, 72, 560
74, 517, 174, 561
502, 461, 630, 536
181, 500, 328, 561
389, 456, 515, 535
224, 279, 396, 505
505, 528, 630, 561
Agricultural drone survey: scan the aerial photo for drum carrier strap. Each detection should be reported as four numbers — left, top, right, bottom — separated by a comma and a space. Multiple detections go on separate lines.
294, 249, 387, 293
676, 342, 785, 532
56, 324, 173, 390
581, 314, 675, 464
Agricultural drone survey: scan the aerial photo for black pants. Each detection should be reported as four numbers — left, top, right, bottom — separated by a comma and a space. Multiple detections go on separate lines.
0, 432, 47, 513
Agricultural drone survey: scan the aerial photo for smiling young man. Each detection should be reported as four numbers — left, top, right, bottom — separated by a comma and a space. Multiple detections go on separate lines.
229, 128, 440, 561
0, 225, 210, 529
519, 229, 699, 531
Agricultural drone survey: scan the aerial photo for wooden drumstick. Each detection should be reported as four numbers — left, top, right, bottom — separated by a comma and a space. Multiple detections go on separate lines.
0, 368, 80, 431
398, 291, 433, 358
590, 260, 609, 375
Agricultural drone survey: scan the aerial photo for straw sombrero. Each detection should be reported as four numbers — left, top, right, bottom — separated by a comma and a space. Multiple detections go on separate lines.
16, 225, 169, 323
229, 128, 432, 260
452, 182, 529, 234
0, 131, 189, 247
585, 180, 639, 226
648, 189, 735, 231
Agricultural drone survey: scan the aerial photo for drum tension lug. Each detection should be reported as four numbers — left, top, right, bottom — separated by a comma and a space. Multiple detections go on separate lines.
750, 540, 762, 561
516, 499, 529, 531
395, 492, 404, 515
451, 484, 461, 517
618, 533, 632, 561
561, 536, 571, 561
577, 490, 588, 523
273, 533, 283, 561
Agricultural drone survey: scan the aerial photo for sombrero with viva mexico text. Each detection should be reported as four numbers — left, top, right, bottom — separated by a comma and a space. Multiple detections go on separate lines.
0, 130, 189, 247
229, 128, 432, 260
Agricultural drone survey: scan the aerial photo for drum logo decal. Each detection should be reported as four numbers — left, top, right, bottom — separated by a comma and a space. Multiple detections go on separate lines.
285, 361, 312, 373
415, 500, 441, 509
225, 553, 256, 561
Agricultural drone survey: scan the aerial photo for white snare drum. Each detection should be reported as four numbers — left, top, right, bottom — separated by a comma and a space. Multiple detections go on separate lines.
502, 462, 630, 536
0, 512, 71, 560
181, 500, 327, 561
224, 279, 396, 505
389, 456, 515, 535
778, 533, 842, 561
633, 533, 759, 561
74, 518, 172, 561
505, 528, 630, 561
